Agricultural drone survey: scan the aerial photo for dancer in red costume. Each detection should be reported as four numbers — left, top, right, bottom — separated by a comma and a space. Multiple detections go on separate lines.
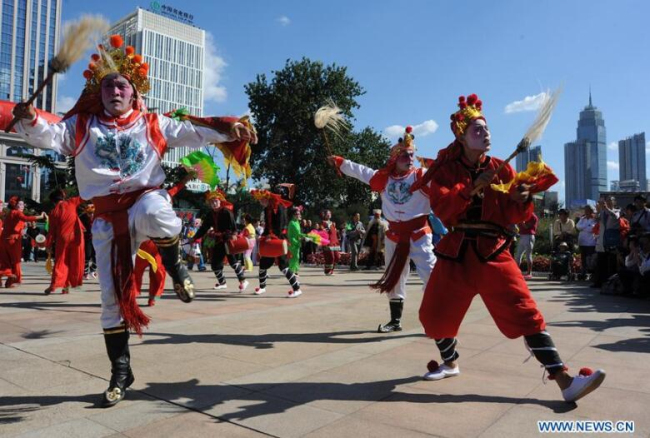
44, 189, 86, 295
134, 240, 165, 307
0, 197, 46, 287
418, 94, 605, 403
320, 210, 340, 275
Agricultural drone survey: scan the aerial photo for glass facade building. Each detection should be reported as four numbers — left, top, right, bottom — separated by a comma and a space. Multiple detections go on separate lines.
618, 132, 646, 191
0, 0, 60, 111
564, 93, 607, 206
0, 0, 62, 202
515, 144, 542, 172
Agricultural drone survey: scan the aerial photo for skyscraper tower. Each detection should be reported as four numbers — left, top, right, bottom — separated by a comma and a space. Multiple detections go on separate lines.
618, 132, 646, 191
0, 0, 62, 112
564, 90, 607, 206
515, 145, 542, 172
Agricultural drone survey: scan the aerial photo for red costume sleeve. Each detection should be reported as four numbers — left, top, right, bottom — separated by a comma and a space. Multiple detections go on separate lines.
16, 212, 38, 222
429, 176, 473, 226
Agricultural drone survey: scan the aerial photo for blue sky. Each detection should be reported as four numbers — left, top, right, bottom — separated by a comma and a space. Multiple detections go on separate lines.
58, 0, 650, 199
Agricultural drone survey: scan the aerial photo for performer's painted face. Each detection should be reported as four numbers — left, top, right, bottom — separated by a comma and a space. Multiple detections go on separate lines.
395, 150, 415, 172
322, 210, 331, 220
463, 119, 491, 152
17, 201, 25, 211
101, 74, 135, 116
209, 198, 221, 211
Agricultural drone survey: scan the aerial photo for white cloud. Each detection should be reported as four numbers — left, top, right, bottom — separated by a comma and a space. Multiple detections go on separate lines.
607, 141, 618, 151
607, 160, 619, 171
504, 92, 548, 114
384, 120, 439, 139
203, 32, 227, 103
56, 95, 76, 114
277, 16, 291, 26
646, 141, 650, 154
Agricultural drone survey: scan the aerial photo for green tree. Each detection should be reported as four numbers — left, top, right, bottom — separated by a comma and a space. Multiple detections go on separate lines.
245, 58, 390, 210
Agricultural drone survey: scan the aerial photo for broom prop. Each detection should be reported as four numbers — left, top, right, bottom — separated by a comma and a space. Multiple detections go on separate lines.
314, 101, 350, 177
470, 87, 562, 196
5, 15, 109, 133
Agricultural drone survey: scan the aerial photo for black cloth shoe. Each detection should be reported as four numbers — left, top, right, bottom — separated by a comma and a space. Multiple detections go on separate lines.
101, 326, 134, 408
152, 235, 195, 303
377, 299, 403, 333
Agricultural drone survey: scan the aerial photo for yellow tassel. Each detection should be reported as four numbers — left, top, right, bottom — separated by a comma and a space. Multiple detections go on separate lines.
136, 249, 158, 273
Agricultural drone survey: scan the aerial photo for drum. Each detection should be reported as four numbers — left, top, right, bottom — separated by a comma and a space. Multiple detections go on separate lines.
259, 237, 288, 258
35, 234, 47, 248
226, 235, 250, 255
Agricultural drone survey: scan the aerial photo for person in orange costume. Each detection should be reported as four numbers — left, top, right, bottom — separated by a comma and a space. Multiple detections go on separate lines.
134, 240, 165, 307
44, 189, 86, 295
0, 197, 46, 287
417, 94, 605, 403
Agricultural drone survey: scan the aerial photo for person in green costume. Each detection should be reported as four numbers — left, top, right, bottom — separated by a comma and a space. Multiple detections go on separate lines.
288, 207, 305, 274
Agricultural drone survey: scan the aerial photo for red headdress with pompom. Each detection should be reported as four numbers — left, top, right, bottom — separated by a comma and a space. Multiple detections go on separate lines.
450, 94, 485, 139
369, 126, 416, 192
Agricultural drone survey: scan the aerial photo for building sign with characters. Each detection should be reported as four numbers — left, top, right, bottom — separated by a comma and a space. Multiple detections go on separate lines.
149, 1, 194, 25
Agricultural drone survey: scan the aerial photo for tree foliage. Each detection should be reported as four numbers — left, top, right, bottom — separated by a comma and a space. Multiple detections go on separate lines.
245, 58, 390, 212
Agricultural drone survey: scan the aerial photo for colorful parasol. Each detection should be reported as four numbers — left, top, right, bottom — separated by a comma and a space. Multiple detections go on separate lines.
179, 150, 221, 190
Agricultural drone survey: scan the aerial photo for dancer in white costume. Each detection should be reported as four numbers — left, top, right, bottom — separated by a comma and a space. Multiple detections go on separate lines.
328, 126, 436, 332
12, 35, 256, 406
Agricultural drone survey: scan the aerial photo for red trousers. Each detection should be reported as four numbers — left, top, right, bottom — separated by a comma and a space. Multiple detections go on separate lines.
419, 247, 545, 339
50, 237, 85, 289
134, 252, 166, 299
0, 236, 23, 282
323, 248, 340, 270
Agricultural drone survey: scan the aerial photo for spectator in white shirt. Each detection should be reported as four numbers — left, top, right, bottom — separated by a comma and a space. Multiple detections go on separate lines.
576, 205, 597, 280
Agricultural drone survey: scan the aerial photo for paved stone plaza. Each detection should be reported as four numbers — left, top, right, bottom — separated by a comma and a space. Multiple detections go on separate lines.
1, 263, 649, 437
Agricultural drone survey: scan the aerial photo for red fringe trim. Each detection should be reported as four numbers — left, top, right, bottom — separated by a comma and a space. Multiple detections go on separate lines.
427, 360, 440, 373
110, 210, 150, 336
370, 239, 411, 293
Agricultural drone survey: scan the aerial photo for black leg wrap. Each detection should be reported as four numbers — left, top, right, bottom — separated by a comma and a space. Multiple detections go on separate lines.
435, 338, 460, 363
214, 269, 226, 285
232, 262, 245, 282
378, 299, 404, 333
524, 331, 565, 376
282, 268, 300, 291
259, 269, 268, 289
101, 326, 134, 407
152, 235, 195, 303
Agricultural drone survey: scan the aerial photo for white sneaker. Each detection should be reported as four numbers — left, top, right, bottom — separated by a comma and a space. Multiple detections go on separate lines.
238, 280, 249, 292
254, 287, 266, 295
287, 289, 302, 298
214, 283, 228, 290
562, 369, 606, 403
423, 364, 460, 381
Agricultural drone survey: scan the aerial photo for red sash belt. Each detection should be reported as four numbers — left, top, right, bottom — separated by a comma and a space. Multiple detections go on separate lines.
386, 216, 431, 243
372, 215, 430, 294
93, 188, 153, 335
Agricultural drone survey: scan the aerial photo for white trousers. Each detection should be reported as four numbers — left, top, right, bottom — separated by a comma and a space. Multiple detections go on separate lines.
94, 190, 182, 329
383, 233, 436, 300
515, 234, 535, 267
